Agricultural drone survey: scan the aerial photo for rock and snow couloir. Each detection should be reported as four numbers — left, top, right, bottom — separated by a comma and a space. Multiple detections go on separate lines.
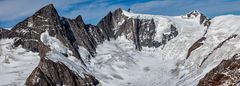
0, 4, 240, 86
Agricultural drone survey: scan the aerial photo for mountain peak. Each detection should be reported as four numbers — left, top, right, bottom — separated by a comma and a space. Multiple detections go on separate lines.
112, 8, 124, 15
74, 15, 85, 26
185, 10, 210, 26
0, 27, 7, 33
192, 10, 201, 14
75, 15, 84, 22
186, 10, 203, 18
10, 4, 60, 32
41, 4, 55, 11
44, 4, 54, 9
115, 8, 123, 12
33, 4, 59, 19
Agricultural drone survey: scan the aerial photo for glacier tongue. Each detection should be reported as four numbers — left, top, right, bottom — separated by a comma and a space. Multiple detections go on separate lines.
88, 36, 176, 86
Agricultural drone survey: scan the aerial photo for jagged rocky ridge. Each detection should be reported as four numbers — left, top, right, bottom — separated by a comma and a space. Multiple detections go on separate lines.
198, 54, 240, 86
1, 4, 240, 86
0, 4, 102, 85
97, 8, 179, 50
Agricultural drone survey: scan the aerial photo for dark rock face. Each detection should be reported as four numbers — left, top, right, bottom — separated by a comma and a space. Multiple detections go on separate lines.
97, 8, 128, 40
186, 11, 211, 27
4, 4, 102, 59
98, 8, 178, 50
198, 54, 240, 86
6, 4, 61, 52
26, 58, 99, 86
186, 37, 206, 59
115, 18, 157, 50
161, 25, 178, 47
133, 18, 157, 49
0, 4, 101, 86
85, 24, 105, 44
97, 12, 115, 40
0, 27, 10, 38
0, 27, 7, 33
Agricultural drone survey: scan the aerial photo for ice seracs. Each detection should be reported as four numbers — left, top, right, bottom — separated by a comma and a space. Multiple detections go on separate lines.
40, 31, 87, 77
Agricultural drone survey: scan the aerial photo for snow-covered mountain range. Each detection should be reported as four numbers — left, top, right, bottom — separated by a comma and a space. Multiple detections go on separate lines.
1, 4, 240, 86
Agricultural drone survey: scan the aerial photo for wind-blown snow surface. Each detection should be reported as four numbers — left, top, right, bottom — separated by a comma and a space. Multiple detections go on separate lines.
86, 12, 240, 86
0, 39, 40, 86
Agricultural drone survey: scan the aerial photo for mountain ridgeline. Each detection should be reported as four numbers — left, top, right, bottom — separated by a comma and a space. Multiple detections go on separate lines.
0, 4, 239, 86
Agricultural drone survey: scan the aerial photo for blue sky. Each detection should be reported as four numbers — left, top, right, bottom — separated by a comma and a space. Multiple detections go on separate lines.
0, 0, 240, 28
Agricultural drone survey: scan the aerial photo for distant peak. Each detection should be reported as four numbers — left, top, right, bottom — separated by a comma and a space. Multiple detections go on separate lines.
33, 4, 59, 18
127, 8, 131, 12
75, 15, 85, 25
75, 15, 83, 21
114, 8, 134, 13
39, 4, 56, 12
185, 10, 211, 26
44, 4, 54, 9
112, 8, 124, 15
192, 10, 201, 14
0, 27, 11, 30
0, 27, 8, 33
115, 8, 123, 12
186, 10, 203, 17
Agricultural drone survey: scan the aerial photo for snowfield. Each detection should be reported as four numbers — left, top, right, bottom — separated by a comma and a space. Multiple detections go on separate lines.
86, 12, 240, 86
0, 39, 40, 86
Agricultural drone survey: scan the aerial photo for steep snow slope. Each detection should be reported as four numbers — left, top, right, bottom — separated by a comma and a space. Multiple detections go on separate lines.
40, 31, 89, 77
0, 39, 40, 85
178, 15, 240, 85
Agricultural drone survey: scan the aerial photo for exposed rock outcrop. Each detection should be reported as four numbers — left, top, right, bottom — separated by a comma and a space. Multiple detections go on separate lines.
98, 8, 178, 50
198, 54, 240, 86
0, 4, 101, 86
186, 11, 211, 27
26, 55, 99, 86
0, 27, 10, 38
186, 37, 206, 59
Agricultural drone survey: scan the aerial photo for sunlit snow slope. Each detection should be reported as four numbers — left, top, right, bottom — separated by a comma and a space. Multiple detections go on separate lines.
0, 39, 40, 85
